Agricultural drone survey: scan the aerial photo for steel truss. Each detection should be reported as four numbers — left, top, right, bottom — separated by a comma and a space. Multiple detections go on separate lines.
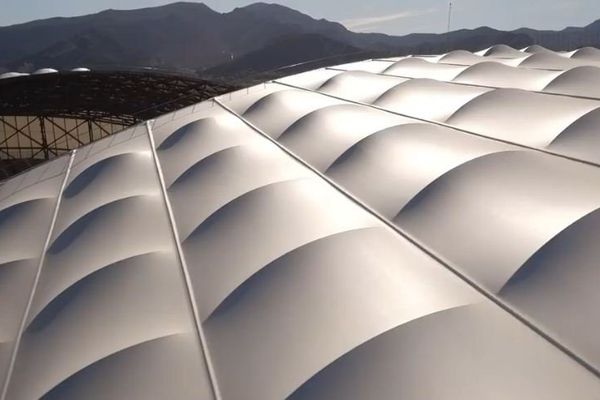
0, 70, 234, 179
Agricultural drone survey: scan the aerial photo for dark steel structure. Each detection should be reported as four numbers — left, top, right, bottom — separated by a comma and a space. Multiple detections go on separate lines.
0, 70, 234, 178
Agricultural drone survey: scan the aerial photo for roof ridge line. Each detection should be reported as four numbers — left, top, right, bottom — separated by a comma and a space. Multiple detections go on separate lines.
274, 79, 600, 170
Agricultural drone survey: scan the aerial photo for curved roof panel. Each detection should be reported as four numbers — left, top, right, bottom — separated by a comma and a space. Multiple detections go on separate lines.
0, 157, 69, 386
453, 61, 560, 90
476, 44, 527, 58
570, 47, 600, 61
445, 88, 598, 147
522, 44, 555, 54
325, 123, 512, 218
382, 57, 467, 80
543, 66, 600, 98
549, 108, 600, 162
32, 68, 58, 75
279, 104, 409, 171
374, 78, 490, 121
317, 70, 406, 103
0, 72, 29, 79
438, 49, 487, 65
518, 52, 591, 69
290, 302, 600, 400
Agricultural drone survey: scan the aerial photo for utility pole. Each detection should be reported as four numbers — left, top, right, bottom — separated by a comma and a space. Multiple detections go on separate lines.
447, 2, 453, 33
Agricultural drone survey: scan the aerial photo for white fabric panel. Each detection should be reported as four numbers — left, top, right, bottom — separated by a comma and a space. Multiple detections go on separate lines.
0, 156, 69, 387
279, 104, 409, 171
452, 61, 560, 90
476, 44, 529, 58
5, 128, 213, 400
543, 66, 600, 98
4, 44, 600, 399
156, 89, 600, 398
382, 57, 467, 80
374, 79, 490, 121
445, 88, 599, 146
318, 71, 406, 103
291, 303, 600, 400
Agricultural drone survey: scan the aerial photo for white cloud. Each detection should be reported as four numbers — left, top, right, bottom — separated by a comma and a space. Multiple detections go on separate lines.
341, 8, 439, 31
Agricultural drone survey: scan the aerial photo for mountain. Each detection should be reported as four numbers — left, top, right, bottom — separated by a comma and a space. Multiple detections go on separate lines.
0, 2, 390, 73
202, 32, 370, 83
1, 2, 600, 80
0, 3, 233, 71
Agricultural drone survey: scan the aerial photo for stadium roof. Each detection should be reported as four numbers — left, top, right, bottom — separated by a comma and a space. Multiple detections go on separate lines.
2, 44, 600, 399
0, 69, 233, 125
0, 69, 235, 179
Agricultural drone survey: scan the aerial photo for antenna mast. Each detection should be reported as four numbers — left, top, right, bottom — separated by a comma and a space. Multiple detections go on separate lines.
447, 2, 453, 33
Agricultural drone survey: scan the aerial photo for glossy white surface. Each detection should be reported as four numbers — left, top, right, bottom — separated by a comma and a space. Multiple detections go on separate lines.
2, 44, 600, 399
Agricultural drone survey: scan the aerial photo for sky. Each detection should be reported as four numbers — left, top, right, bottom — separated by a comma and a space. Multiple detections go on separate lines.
2, 0, 600, 35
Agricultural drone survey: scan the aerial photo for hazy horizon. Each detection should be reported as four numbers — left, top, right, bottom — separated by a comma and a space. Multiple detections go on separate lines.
2, 0, 600, 35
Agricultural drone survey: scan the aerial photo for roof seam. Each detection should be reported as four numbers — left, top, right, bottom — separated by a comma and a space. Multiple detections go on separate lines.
144, 121, 223, 400
214, 96, 600, 380
274, 80, 600, 170
0, 150, 76, 400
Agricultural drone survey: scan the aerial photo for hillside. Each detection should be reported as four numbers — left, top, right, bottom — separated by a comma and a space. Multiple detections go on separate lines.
1, 2, 600, 79
0, 2, 392, 73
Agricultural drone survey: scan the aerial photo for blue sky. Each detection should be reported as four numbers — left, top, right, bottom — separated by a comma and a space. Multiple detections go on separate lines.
2, 0, 600, 35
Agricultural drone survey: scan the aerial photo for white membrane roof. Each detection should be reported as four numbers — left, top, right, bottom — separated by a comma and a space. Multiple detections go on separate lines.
2, 45, 600, 399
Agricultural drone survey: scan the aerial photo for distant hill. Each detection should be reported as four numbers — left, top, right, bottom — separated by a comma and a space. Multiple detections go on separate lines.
1, 2, 600, 80
0, 2, 392, 74
203, 33, 365, 83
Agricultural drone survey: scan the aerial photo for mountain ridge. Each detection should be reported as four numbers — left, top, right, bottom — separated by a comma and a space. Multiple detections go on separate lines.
1, 2, 600, 80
